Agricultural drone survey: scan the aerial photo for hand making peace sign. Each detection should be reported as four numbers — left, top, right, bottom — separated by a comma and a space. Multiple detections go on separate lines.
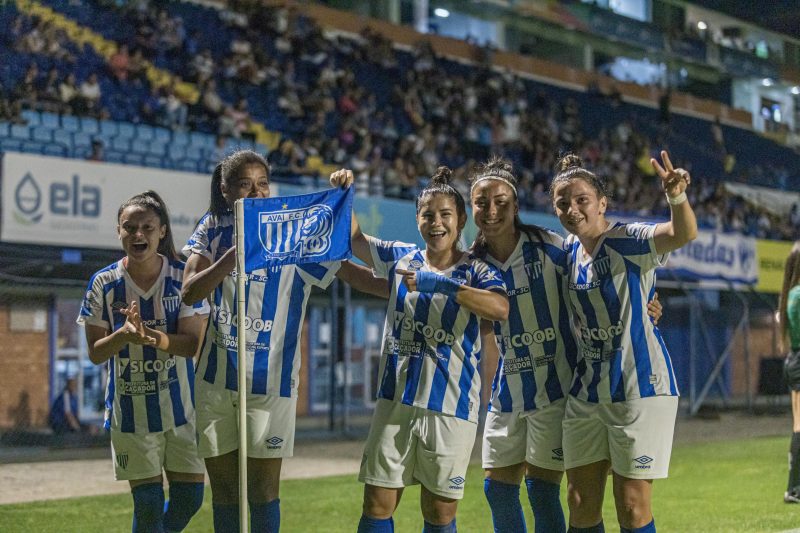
650, 150, 691, 200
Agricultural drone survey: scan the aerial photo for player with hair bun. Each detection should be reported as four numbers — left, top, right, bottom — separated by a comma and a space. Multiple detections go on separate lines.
331, 166, 509, 533
551, 150, 697, 533
181, 151, 343, 533
78, 190, 209, 533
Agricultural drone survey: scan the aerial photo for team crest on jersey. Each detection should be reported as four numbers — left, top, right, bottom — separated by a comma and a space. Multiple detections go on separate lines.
111, 301, 127, 313
116, 452, 129, 470
524, 260, 542, 280
408, 259, 424, 271
162, 295, 180, 313
257, 204, 333, 262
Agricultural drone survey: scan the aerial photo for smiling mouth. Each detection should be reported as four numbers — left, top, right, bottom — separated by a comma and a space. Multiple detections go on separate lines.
482, 219, 502, 227
132, 243, 148, 252
429, 231, 446, 239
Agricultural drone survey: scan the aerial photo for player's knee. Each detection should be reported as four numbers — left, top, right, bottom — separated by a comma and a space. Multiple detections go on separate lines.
163, 482, 204, 532
614, 498, 651, 529
420, 498, 457, 525
132, 482, 166, 533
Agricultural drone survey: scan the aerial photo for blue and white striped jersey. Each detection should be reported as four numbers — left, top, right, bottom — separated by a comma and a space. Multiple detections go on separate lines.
369, 236, 507, 423
563, 222, 679, 403
77, 257, 209, 434
183, 212, 340, 397
484, 230, 577, 413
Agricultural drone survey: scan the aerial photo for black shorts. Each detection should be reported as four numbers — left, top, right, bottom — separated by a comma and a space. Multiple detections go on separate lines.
785, 350, 800, 391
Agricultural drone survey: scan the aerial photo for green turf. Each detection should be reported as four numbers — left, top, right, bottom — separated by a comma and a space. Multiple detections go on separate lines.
2, 435, 799, 532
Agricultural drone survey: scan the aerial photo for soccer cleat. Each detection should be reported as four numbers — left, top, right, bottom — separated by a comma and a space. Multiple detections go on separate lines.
784, 491, 800, 503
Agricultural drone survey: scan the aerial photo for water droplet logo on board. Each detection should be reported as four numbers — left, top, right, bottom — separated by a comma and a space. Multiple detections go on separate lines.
13, 172, 43, 224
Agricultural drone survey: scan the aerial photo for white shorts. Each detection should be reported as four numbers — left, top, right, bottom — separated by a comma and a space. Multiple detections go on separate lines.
482, 398, 566, 471
359, 399, 478, 499
110, 421, 204, 481
562, 395, 678, 479
195, 379, 297, 460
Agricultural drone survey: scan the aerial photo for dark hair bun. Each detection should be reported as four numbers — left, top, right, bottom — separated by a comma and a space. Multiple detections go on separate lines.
556, 153, 583, 173
430, 166, 453, 185
484, 156, 513, 176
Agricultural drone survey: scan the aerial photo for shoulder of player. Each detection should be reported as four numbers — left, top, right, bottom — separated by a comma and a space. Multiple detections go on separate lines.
88, 260, 124, 287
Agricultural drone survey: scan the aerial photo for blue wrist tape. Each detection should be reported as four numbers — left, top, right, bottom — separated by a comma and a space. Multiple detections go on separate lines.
414, 270, 461, 296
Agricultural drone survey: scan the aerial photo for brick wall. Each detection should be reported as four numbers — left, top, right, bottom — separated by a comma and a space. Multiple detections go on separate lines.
0, 301, 51, 429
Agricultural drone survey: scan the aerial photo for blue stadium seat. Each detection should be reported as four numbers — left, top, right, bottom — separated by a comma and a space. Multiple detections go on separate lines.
131, 138, 150, 155
143, 154, 165, 168
10, 124, 31, 140
178, 158, 200, 172
117, 122, 136, 140
43, 144, 67, 157
21, 140, 45, 154
80, 116, 99, 134
148, 142, 167, 157
0, 138, 23, 152
171, 131, 190, 147
31, 126, 53, 143
136, 123, 155, 141
168, 144, 186, 161
123, 153, 144, 166
41, 112, 60, 129
190, 131, 215, 148
73, 131, 92, 148
100, 120, 118, 136
111, 136, 130, 152
105, 150, 125, 164
153, 127, 171, 143
21, 110, 41, 127
61, 115, 80, 133
53, 130, 73, 151
0, 122, 9, 138
185, 145, 204, 161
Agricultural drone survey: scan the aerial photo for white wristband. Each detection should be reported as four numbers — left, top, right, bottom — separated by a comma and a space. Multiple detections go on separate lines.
666, 192, 687, 205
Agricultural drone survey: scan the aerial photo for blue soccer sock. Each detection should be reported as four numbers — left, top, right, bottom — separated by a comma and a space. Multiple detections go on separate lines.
422, 519, 456, 532
251, 498, 280, 532
526, 477, 566, 533
357, 515, 395, 533
212, 502, 239, 533
620, 519, 655, 533
568, 522, 604, 533
131, 483, 165, 533
484, 478, 527, 532
163, 481, 204, 532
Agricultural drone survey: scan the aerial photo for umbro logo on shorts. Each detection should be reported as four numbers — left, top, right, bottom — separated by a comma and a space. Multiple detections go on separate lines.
116, 453, 129, 470
448, 476, 465, 490
266, 436, 284, 449
551, 447, 564, 460
633, 455, 653, 469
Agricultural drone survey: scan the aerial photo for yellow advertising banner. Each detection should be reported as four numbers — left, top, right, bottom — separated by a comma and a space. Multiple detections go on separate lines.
756, 239, 794, 293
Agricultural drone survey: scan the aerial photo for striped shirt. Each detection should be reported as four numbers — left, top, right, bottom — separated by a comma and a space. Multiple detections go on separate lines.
78, 257, 209, 434
484, 230, 577, 413
369, 236, 507, 423
183, 212, 340, 397
563, 222, 679, 403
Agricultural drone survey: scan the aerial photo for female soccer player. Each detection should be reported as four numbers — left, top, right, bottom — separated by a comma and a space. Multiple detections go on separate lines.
181, 152, 342, 532
551, 151, 697, 533
78, 191, 208, 533
471, 157, 662, 533
330, 166, 509, 533
780, 242, 800, 503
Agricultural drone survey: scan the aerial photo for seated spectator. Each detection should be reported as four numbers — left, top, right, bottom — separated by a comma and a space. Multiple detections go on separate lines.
161, 83, 188, 130
87, 139, 104, 162
76, 73, 102, 115
49, 378, 82, 434
201, 79, 224, 118
58, 72, 79, 113
37, 67, 61, 113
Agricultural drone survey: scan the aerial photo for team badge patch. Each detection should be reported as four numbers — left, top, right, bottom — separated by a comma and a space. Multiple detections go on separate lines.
116, 452, 129, 470
162, 295, 180, 313
258, 205, 333, 262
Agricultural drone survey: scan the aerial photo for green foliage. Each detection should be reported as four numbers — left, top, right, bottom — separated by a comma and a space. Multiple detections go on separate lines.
2, 435, 799, 532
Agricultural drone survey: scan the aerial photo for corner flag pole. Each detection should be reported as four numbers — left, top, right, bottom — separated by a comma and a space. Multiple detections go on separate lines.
234, 199, 248, 533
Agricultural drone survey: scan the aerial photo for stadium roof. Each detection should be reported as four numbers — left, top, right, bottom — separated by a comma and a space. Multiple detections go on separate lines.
689, 0, 800, 39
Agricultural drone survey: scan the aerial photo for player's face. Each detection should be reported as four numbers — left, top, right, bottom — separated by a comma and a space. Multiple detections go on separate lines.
417, 194, 466, 254
552, 178, 607, 238
118, 206, 166, 263
222, 163, 270, 206
470, 180, 518, 243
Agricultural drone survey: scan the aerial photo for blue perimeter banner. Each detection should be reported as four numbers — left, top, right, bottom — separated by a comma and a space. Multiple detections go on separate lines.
241, 187, 353, 271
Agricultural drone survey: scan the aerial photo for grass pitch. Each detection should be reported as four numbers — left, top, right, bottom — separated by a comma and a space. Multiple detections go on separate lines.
2, 435, 799, 532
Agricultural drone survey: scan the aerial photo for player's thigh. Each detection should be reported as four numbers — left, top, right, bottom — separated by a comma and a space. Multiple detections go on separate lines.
523, 397, 567, 473
163, 422, 204, 478
111, 428, 166, 482
204, 449, 239, 503
605, 396, 677, 480
413, 410, 477, 501
562, 396, 609, 471
246, 457, 283, 502
359, 400, 418, 490
482, 409, 528, 471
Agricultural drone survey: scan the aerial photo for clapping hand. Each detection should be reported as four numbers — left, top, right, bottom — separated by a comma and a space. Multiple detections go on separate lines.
119, 301, 157, 346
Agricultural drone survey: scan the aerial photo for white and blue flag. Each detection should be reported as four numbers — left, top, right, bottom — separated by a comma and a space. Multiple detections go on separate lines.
241, 187, 353, 272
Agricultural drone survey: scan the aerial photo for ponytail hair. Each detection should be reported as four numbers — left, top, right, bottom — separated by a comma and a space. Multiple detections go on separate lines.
549, 153, 608, 200
208, 163, 229, 218
117, 190, 178, 261
416, 166, 466, 220
469, 155, 546, 258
